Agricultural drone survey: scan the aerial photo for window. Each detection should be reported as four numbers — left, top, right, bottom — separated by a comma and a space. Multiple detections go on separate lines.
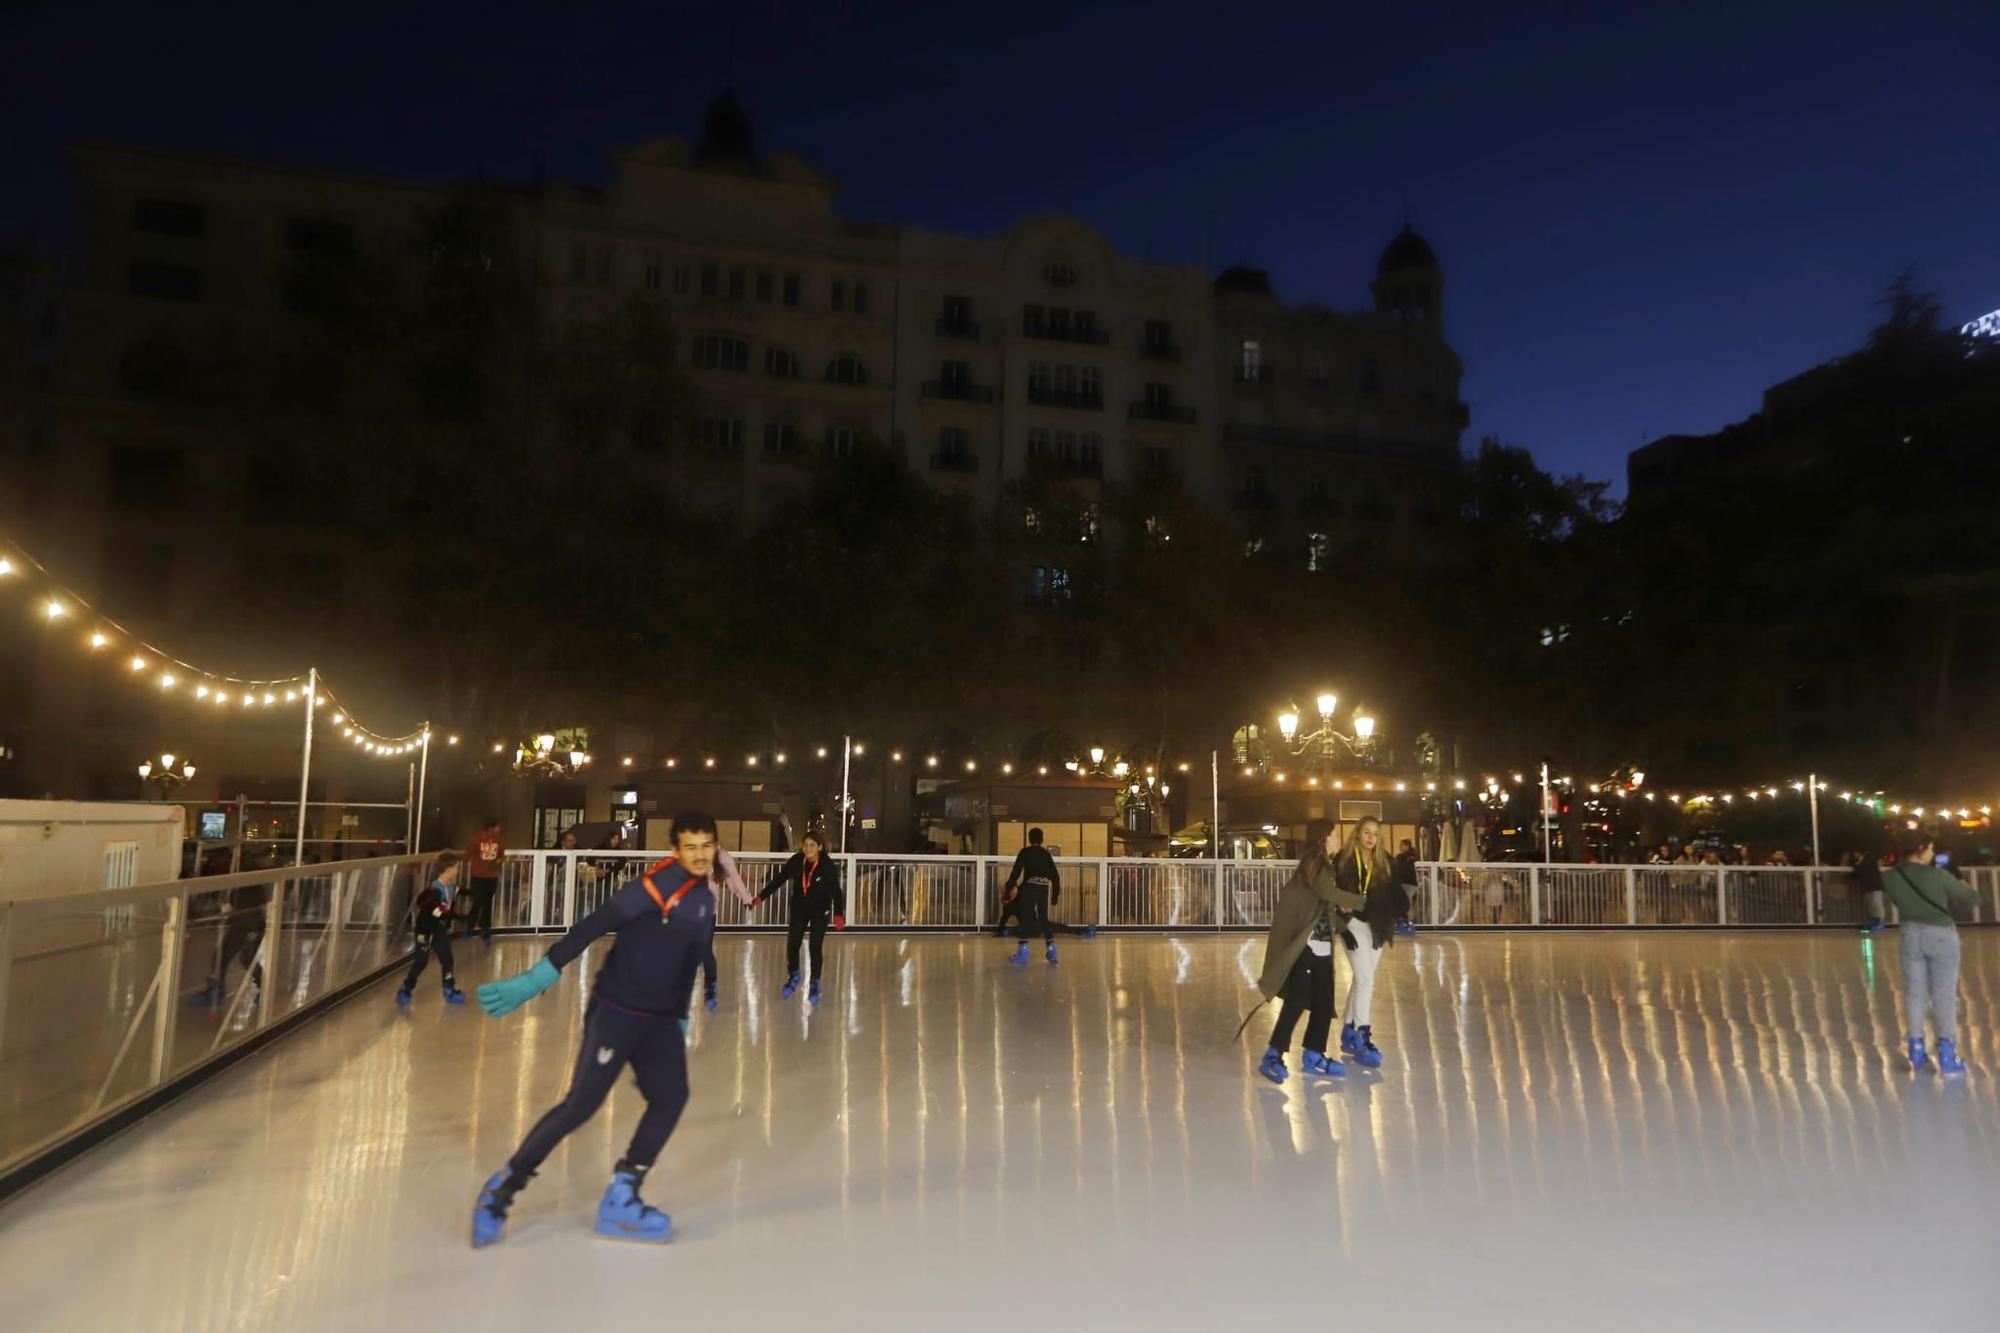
782, 272, 801, 306
938, 426, 971, 461
831, 279, 846, 311
853, 281, 868, 314
728, 266, 745, 299
284, 217, 354, 260
1080, 433, 1103, 471
1073, 309, 1096, 341
1079, 366, 1102, 399
1144, 514, 1171, 544
942, 294, 971, 327
570, 242, 587, 282
110, 445, 184, 508
764, 346, 799, 378
1021, 304, 1046, 337
644, 254, 663, 292
826, 354, 867, 385
1306, 473, 1328, 504
1024, 504, 1042, 532
673, 262, 691, 294
630, 409, 668, 452
1144, 382, 1173, 410
1360, 355, 1382, 395
1030, 564, 1073, 606
1143, 319, 1173, 352
1307, 532, 1330, 573
700, 262, 718, 296
698, 416, 744, 452
940, 359, 969, 388
691, 335, 749, 372
132, 198, 206, 237
126, 261, 200, 301
1078, 503, 1100, 545
824, 426, 860, 458
762, 422, 798, 456
1142, 446, 1172, 477
1243, 464, 1268, 498
755, 271, 773, 303
1042, 262, 1077, 288
1240, 339, 1263, 379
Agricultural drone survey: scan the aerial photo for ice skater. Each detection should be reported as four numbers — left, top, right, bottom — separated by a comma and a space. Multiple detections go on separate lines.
993, 882, 1096, 939
1881, 831, 1979, 1074
197, 885, 268, 1007
398, 852, 469, 1007
1250, 819, 1365, 1083
469, 812, 721, 1247
1001, 827, 1062, 963
1336, 815, 1407, 1069
751, 831, 845, 1004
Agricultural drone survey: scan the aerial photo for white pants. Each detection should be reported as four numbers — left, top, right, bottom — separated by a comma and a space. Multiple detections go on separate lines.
1345, 919, 1380, 1025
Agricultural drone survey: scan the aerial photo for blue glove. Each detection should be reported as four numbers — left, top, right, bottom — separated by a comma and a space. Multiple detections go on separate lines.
478, 958, 559, 1016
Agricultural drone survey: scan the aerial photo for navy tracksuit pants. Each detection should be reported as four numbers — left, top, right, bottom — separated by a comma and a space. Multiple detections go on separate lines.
509, 997, 690, 1174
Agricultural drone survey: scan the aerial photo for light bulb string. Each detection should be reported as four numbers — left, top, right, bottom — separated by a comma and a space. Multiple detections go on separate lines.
4, 535, 423, 756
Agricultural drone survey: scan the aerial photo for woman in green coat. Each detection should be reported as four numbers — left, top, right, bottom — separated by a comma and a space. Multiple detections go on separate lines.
1254, 818, 1367, 1084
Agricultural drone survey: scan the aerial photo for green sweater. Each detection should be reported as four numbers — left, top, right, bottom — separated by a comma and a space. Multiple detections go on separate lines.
1257, 860, 1367, 999
1881, 860, 1980, 927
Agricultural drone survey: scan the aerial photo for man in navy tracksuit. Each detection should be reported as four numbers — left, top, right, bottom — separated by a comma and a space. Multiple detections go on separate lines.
470, 811, 720, 1248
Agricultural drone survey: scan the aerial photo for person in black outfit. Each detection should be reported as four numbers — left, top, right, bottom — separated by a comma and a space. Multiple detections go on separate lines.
470, 812, 722, 1248
1003, 828, 1062, 964
1393, 838, 1420, 936
398, 853, 468, 1006
752, 831, 845, 1004
199, 885, 269, 1006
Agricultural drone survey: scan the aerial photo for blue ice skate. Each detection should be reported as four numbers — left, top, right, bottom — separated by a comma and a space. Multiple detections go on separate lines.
1257, 1046, 1288, 1085
595, 1170, 671, 1243
1302, 1050, 1346, 1078
704, 983, 718, 1011
1081, 925, 1097, 938
782, 971, 801, 999
1045, 941, 1058, 964
471, 1169, 523, 1249
443, 987, 467, 1005
1354, 1025, 1384, 1068
1908, 1037, 1930, 1072
396, 987, 413, 1007
1938, 1039, 1966, 1075
808, 978, 823, 1006
1008, 941, 1030, 964
1340, 1021, 1359, 1056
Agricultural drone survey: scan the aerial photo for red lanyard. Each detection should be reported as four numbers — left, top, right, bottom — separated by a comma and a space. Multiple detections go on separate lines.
640, 856, 697, 920
801, 857, 818, 895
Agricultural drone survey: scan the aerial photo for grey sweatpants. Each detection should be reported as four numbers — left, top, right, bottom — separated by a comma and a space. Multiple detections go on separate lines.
1899, 921, 1961, 1041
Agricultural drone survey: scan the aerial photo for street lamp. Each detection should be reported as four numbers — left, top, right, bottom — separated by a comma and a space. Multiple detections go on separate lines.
138, 753, 197, 795
1272, 695, 1377, 777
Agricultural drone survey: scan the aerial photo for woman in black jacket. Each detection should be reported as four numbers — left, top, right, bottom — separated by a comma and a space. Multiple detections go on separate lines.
752, 831, 845, 1004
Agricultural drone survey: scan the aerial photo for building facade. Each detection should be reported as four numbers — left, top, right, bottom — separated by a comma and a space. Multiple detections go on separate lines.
0, 91, 1467, 819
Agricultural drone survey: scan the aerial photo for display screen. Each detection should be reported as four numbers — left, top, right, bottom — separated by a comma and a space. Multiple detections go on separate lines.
198, 811, 228, 840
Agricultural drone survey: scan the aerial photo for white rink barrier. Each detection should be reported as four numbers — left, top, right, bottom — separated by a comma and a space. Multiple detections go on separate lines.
474, 853, 2000, 933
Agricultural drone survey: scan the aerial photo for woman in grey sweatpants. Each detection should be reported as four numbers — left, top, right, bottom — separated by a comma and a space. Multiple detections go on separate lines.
1880, 833, 1982, 1075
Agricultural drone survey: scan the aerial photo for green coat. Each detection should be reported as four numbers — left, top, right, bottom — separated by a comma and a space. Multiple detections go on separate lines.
1257, 860, 1367, 999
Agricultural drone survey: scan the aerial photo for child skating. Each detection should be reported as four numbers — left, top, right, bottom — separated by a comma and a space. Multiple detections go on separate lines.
469, 812, 720, 1247
1251, 818, 1364, 1083
398, 853, 468, 1007
1001, 827, 1063, 963
751, 831, 845, 1004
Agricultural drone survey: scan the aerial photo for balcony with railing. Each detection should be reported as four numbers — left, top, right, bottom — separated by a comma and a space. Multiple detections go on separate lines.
1027, 385, 1103, 411
1023, 323, 1111, 346
1127, 401, 1196, 424
1234, 365, 1276, 386
934, 317, 981, 340
1139, 340, 1183, 362
921, 379, 996, 404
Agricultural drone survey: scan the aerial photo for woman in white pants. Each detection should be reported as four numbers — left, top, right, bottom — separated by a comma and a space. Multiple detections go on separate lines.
1334, 816, 1405, 1069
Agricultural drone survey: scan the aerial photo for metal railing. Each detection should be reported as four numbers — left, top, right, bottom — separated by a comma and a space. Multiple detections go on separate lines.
920, 379, 996, 403
1, 853, 428, 1179
1128, 401, 1197, 424
1416, 862, 2000, 928
475, 852, 2000, 936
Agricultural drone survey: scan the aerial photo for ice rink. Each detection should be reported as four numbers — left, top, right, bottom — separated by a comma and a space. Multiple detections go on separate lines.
1, 929, 1995, 1331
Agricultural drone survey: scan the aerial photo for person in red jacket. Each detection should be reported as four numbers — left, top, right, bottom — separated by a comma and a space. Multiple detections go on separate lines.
752, 830, 845, 1004
463, 817, 505, 944
399, 853, 468, 1006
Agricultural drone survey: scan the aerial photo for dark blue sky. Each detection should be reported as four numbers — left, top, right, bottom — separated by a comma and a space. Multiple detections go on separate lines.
7, 0, 1997, 487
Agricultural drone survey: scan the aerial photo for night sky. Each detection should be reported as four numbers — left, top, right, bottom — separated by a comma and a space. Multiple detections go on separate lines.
7, 0, 1996, 488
